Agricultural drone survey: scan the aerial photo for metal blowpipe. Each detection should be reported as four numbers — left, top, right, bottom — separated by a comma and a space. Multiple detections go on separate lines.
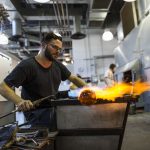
0, 95, 55, 120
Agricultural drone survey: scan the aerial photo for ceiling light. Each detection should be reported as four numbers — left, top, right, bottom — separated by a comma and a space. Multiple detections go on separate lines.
54, 32, 62, 37
102, 30, 114, 41
33, 0, 49, 3
62, 61, 68, 66
63, 53, 70, 57
123, 0, 136, 2
71, 60, 74, 64
65, 57, 71, 62
0, 33, 9, 45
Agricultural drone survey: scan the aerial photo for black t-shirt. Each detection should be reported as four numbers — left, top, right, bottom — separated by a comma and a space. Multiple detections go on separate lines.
4, 57, 71, 101
4, 57, 71, 131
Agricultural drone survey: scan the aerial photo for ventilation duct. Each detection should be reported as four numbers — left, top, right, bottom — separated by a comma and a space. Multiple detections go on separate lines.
24, 37, 29, 47
9, 19, 22, 41
71, 16, 86, 40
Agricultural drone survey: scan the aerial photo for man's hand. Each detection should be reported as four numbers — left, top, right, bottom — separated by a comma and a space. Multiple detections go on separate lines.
17, 100, 34, 112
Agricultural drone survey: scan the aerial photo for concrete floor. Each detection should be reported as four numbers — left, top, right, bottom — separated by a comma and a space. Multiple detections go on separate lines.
122, 112, 150, 150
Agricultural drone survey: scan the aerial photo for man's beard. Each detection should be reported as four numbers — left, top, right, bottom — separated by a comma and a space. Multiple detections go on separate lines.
44, 46, 54, 61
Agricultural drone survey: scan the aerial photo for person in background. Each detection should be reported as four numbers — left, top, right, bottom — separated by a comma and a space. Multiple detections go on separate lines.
104, 63, 116, 87
0, 32, 87, 131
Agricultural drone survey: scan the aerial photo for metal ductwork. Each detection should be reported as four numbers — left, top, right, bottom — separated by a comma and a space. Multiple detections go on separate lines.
24, 37, 29, 47
12, 19, 21, 36
9, 19, 22, 41
71, 16, 86, 40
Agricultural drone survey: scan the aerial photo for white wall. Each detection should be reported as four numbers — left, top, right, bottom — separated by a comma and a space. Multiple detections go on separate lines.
72, 29, 118, 78
0, 52, 12, 101
0, 50, 20, 100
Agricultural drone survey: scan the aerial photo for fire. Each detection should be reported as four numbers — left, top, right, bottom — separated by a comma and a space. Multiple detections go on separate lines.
78, 81, 150, 105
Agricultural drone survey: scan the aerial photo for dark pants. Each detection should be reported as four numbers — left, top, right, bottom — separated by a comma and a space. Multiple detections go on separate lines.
24, 107, 57, 131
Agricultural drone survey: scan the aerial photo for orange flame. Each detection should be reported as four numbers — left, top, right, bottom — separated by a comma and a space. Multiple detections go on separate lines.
78, 81, 150, 105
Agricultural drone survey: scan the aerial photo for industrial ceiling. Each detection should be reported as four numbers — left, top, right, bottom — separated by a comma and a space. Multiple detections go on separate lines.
0, 0, 125, 60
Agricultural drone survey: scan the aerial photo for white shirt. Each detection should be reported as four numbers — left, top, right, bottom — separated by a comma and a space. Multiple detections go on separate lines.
104, 69, 115, 87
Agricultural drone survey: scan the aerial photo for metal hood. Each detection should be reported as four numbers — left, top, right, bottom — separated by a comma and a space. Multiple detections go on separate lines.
115, 59, 141, 74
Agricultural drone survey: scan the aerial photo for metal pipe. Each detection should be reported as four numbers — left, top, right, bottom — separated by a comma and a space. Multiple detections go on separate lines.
56, 0, 62, 27
65, 0, 70, 28
65, 0, 72, 39
12, 19, 22, 36
0, 109, 18, 120
32, 95, 56, 107
60, 0, 66, 27
0, 95, 55, 120
52, 0, 60, 26
74, 15, 81, 33
39, 21, 42, 42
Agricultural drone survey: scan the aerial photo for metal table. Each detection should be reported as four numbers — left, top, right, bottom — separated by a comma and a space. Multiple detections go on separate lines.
54, 97, 133, 150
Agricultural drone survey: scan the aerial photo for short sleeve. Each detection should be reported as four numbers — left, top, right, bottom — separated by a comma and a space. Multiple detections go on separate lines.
4, 60, 35, 88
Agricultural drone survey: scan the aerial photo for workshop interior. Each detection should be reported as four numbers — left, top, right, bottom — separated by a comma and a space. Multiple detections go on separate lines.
0, 0, 150, 150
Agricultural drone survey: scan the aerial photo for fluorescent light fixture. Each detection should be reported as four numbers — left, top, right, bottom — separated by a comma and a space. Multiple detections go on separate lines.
124, 0, 136, 1
89, 11, 107, 21
0, 33, 9, 45
33, 0, 49, 3
102, 30, 113, 41
63, 53, 70, 57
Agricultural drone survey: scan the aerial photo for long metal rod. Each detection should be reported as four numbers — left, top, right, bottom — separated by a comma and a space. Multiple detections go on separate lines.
0, 95, 55, 120
0, 109, 18, 120
32, 94, 55, 106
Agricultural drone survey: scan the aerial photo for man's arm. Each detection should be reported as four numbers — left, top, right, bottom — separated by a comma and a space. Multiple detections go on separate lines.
0, 81, 33, 111
68, 74, 87, 88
